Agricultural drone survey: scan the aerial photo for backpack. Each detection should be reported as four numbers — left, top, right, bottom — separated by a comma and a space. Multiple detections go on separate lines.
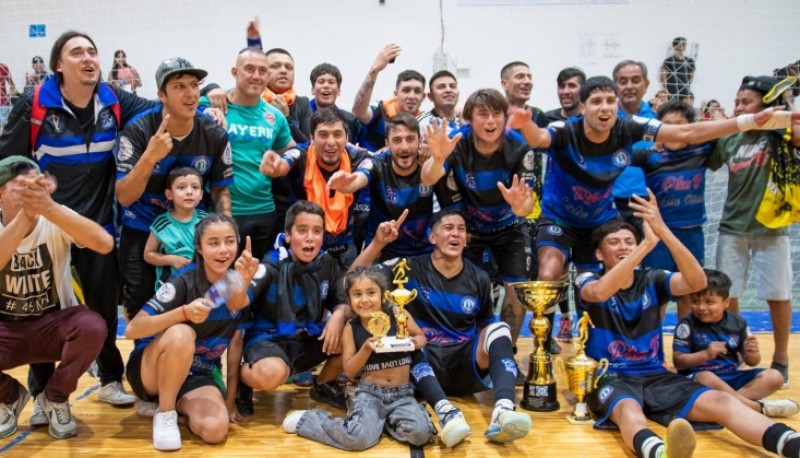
29, 83, 121, 149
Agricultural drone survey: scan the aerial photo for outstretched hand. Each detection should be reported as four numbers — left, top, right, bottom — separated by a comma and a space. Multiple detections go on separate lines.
506, 106, 532, 131
425, 118, 462, 163
497, 174, 532, 213
629, 189, 667, 243
260, 150, 283, 177
327, 170, 358, 192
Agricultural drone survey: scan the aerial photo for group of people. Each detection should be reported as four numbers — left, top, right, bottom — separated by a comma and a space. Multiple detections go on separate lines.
0, 20, 798, 458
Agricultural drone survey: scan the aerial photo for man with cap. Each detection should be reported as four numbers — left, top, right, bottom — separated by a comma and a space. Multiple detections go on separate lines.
23, 56, 50, 93
0, 30, 156, 420
0, 156, 112, 439
708, 75, 800, 389
116, 57, 234, 321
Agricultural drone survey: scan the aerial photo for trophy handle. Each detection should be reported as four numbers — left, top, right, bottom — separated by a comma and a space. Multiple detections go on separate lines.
555, 357, 566, 376
384, 291, 393, 303
407, 289, 417, 302
592, 358, 610, 390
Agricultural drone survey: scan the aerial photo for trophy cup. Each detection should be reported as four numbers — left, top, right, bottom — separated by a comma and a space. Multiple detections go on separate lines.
511, 280, 568, 412
369, 259, 416, 353
560, 312, 609, 424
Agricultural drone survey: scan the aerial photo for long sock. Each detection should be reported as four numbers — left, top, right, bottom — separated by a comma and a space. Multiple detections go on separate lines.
487, 332, 517, 402
632, 429, 664, 458
763, 422, 800, 457
410, 351, 447, 407
558, 297, 569, 315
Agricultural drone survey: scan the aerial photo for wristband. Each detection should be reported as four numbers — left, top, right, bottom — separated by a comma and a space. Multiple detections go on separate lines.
181, 305, 189, 321
736, 114, 757, 131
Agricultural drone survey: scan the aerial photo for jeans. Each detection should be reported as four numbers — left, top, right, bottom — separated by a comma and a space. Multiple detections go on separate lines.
296, 381, 434, 451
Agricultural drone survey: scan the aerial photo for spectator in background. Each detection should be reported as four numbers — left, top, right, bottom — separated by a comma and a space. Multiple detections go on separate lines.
649, 88, 668, 113
108, 50, 142, 94
24, 56, 50, 92
0, 63, 18, 132
700, 99, 727, 120
660, 36, 696, 100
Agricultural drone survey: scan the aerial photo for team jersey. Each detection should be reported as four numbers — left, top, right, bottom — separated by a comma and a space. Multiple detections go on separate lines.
378, 256, 495, 344
576, 268, 676, 375
357, 101, 391, 152
149, 209, 206, 286
612, 103, 658, 199
417, 110, 462, 136
116, 108, 234, 232
441, 133, 536, 234
355, 151, 451, 257
673, 311, 751, 375
350, 315, 413, 373
640, 142, 713, 228
542, 116, 661, 228
135, 266, 247, 376
243, 253, 347, 349
200, 96, 292, 216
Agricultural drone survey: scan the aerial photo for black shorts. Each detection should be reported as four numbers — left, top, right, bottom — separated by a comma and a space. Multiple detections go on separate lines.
536, 218, 601, 270
424, 338, 490, 397
587, 371, 710, 427
524, 219, 539, 279
243, 333, 328, 375
126, 348, 222, 403
464, 223, 530, 283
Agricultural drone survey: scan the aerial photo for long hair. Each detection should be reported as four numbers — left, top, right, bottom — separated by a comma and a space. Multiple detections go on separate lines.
192, 213, 240, 293
344, 265, 391, 313
109, 49, 128, 81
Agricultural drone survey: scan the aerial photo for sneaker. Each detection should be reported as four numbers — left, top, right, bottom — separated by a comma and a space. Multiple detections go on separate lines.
86, 361, 99, 379
236, 383, 254, 416
282, 410, 307, 434
514, 363, 526, 387
771, 362, 790, 389
0, 385, 31, 438
152, 410, 181, 451
310, 379, 346, 410
98, 381, 135, 406
135, 400, 158, 417
29, 396, 48, 427
36, 393, 77, 439
293, 370, 314, 388
760, 399, 800, 417
484, 408, 531, 443
663, 418, 695, 458
556, 315, 573, 343
548, 339, 562, 355
439, 407, 471, 447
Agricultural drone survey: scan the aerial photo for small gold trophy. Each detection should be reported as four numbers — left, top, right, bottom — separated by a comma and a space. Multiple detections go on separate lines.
561, 312, 609, 424
511, 280, 568, 412
373, 259, 416, 353
367, 311, 391, 349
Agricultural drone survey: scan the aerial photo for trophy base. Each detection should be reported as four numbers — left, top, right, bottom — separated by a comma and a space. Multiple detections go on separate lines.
520, 381, 560, 412
374, 336, 415, 353
566, 402, 594, 424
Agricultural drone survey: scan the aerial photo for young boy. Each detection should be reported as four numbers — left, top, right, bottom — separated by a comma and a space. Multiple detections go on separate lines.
143, 167, 206, 288
228, 200, 350, 417
577, 190, 800, 458
672, 268, 799, 418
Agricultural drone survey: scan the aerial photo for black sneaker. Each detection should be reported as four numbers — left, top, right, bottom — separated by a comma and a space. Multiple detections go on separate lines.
310, 380, 346, 410
515, 363, 526, 387
771, 361, 790, 390
236, 383, 254, 416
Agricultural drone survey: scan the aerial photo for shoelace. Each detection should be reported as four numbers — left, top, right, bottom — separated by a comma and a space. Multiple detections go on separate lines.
440, 408, 462, 426
0, 405, 13, 423
50, 402, 71, 425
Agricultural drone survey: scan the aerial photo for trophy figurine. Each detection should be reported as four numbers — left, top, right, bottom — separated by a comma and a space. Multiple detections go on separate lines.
369, 259, 416, 353
511, 280, 568, 412
561, 312, 609, 424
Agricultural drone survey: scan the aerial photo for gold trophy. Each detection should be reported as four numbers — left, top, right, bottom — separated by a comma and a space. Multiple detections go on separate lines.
373, 259, 416, 353
560, 312, 609, 424
511, 280, 568, 411
367, 311, 391, 349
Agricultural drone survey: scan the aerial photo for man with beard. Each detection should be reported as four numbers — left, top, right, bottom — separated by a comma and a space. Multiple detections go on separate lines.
545, 67, 586, 123
352, 44, 426, 152
418, 70, 462, 134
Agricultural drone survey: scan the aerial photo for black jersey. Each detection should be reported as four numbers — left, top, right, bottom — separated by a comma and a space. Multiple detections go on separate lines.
673, 311, 750, 375
350, 315, 413, 372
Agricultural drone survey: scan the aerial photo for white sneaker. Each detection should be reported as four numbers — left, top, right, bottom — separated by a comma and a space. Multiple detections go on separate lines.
37, 393, 77, 439
282, 410, 307, 434
0, 386, 31, 438
153, 410, 181, 451
97, 382, 135, 406
439, 407, 472, 447
135, 400, 158, 417
29, 397, 48, 426
761, 399, 800, 417
484, 408, 531, 443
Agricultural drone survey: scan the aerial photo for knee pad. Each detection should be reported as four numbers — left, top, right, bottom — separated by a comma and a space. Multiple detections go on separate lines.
484, 322, 512, 354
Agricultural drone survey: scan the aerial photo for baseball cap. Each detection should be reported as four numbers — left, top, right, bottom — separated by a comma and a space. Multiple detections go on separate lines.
32, 56, 44, 64
0, 156, 39, 188
155, 57, 208, 91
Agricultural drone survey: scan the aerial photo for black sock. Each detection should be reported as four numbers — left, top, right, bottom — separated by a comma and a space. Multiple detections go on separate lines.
410, 351, 447, 406
632, 429, 663, 458
558, 297, 569, 315
763, 422, 800, 457
487, 333, 516, 402
544, 311, 556, 344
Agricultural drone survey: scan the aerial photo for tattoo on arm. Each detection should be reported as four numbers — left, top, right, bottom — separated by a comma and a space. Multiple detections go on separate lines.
352, 70, 378, 114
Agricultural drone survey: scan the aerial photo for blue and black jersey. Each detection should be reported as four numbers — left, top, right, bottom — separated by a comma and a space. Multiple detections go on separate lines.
542, 116, 662, 228
673, 311, 750, 375
379, 256, 495, 344
441, 134, 536, 234
134, 266, 247, 376
576, 268, 676, 376
640, 142, 714, 228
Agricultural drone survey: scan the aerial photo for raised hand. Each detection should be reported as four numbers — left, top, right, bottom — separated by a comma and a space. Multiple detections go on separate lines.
497, 174, 531, 210
146, 114, 172, 162
18, 174, 55, 218
246, 17, 260, 40
327, 170, 358, 192
630, 189, 668, 239
506, 106, 532, 131
373, 44, 401, 72
373, 209, 408, 246
425, 118, 462, 163
235, 236, 259, 283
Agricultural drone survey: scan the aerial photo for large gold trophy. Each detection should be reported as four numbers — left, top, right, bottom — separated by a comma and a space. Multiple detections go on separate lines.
561, 312, 609, 424
370, 259, 416, 353
511, 280, 568, 411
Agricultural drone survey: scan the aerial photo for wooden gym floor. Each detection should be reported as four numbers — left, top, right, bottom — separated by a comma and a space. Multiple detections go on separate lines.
1, 334, 799, 457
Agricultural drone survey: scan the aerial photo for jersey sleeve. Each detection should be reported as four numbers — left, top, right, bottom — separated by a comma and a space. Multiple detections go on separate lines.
209, 132, 234, 188
246, 263, 276, 305
272, 106, 294, 151
115, 121, 149, 179
143, 274, 190, 315
282, 147, 304, 172
672, 317, 694, 353
651, 269, 677, 304
575, 271, 600, 308
624, 116, 663, 143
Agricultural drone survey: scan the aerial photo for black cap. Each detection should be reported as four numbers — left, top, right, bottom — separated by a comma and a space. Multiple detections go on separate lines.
32, 56, 44, 64
739, 75, 779, 96
155, 57, 207, 91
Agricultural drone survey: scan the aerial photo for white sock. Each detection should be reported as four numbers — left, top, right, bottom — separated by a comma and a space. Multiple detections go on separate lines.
491, 399, 515, 423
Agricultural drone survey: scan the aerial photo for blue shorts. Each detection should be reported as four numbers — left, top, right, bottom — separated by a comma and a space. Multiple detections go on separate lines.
642, 226, 704, 271
690, 368, 764, 391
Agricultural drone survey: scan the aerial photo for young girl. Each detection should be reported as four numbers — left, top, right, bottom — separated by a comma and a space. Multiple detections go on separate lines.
125, 213, 259, 451
282, 266, 434, 451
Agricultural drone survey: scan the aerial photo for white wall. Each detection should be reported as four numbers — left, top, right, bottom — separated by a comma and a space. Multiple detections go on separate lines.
0, 0, 798, 113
